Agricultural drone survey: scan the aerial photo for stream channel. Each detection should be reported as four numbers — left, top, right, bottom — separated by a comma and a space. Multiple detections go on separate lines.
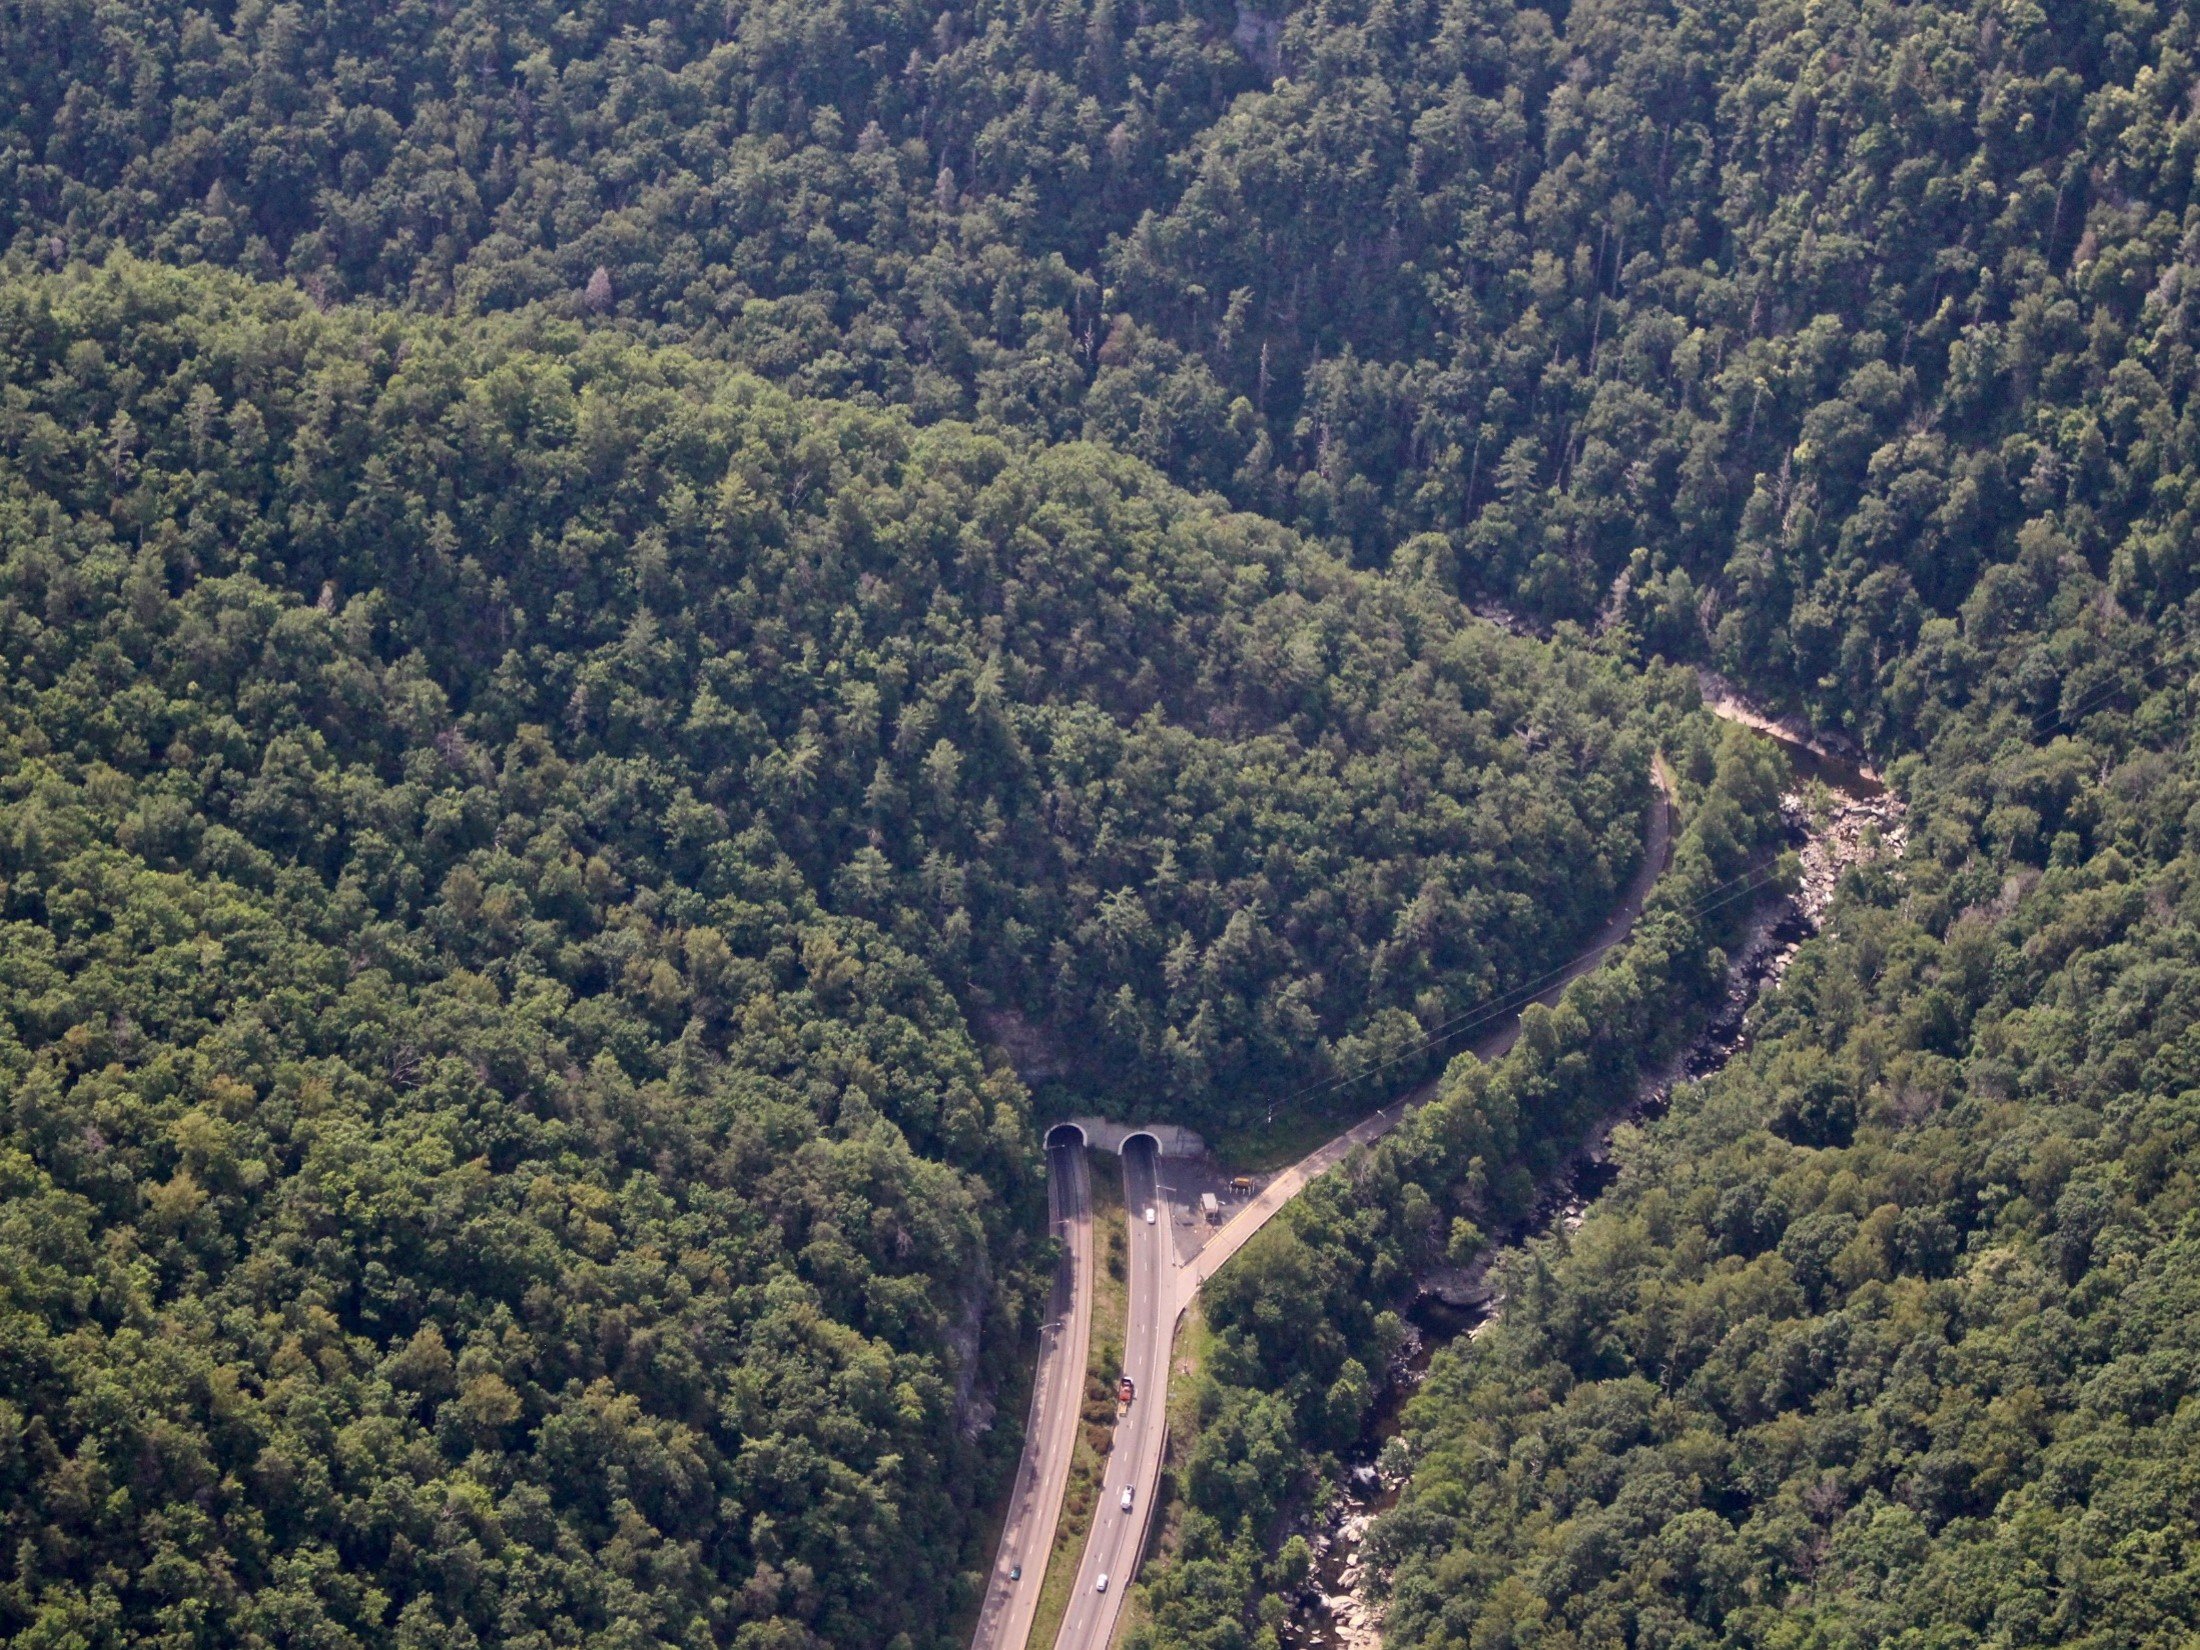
1281, 700, 1905, 1650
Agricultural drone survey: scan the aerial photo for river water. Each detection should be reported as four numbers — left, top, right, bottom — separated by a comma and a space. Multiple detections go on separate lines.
1281, 704, 1903, 1650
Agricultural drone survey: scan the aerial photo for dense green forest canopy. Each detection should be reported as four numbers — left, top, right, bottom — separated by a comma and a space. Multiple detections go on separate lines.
1081, 5, 2200, 1647
11, 1, 2200, 1649
1124, 567, 2200, 1650
10, 0, 2199, 739
1369, 551, 2200, 1650
1130, 699, 1796, 1650
0, 259, 1650, 1648
0, 260, 1648, 1125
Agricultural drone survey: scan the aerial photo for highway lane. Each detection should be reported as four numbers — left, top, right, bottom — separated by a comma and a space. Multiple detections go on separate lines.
971, 1136, 1095, 1650
1052, 1136, 1171, 1650
1005, 761, 1680, 1650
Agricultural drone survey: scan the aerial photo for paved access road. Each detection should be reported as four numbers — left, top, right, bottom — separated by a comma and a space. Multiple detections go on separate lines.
1186, 764, 1675, 1292
1054, 1137, 1171, 1650
992, 763, 1679, 1650
970, 1136, 1095, 1650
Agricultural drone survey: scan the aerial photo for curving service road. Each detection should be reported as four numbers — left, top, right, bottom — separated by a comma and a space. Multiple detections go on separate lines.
969, 1135, 1094, 1650
979, 764, 1678, 1650
1186, 761, 1675, 1294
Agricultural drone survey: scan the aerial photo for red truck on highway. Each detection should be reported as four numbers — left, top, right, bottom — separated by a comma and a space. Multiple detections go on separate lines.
1118, 1375, 1135, 1405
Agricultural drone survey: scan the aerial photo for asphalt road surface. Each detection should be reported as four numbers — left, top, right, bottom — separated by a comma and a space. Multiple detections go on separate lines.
970, 1135, 1094, 1650
1052, 1136, 1171, 1650
1186, 764, 1675, 1292
983, 763, 1679, 1650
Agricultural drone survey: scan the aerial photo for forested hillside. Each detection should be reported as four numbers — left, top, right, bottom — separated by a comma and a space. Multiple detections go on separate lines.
0, 259, 1647, 1648
11, 1, 2200, 1648
1134, 709, 1793, 1650
1081, 5, 2200, 1648
11, 0, 2197, 740
1370, 551, 2200, 1650
0, 260, 1646, 1128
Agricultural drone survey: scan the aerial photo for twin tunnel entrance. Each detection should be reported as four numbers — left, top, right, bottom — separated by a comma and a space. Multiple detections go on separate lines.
1047, 1122, 1163, 1263
1041, 1121, 1170, 1645
1045, 1121, 1159, 1155
1045, 1116, 1205, 1157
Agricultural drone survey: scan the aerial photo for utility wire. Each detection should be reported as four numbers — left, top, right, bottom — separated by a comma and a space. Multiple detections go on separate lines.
1269, 843, 1804, 1116
1269, 643, 2192, 1126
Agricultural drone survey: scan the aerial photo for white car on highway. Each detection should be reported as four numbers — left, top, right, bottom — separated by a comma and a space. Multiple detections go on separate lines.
1096, 1574, 1109, 1593
1144, 1207, 1156, 1223
1121, 1486, 1134, 1511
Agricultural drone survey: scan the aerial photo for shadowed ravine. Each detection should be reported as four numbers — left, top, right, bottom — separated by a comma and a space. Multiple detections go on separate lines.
1283, 708, 1902, 1650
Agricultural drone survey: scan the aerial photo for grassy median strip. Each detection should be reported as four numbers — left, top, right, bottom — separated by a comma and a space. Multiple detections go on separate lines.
1152, 1298, 1212, 1563
1109, 1295, 1213, 1645
1028, 1150, 1129, 1648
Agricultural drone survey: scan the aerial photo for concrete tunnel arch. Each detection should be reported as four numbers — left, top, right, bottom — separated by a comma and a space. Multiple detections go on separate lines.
1038, 1122, 1163, 1158
1045, 1118, 1206, 1157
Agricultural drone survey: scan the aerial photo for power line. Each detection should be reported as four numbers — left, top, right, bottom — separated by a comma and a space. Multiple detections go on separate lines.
2025, 647, 2187, 737
1262, 847, 1803, 1117
1257, 644, 2193, 1132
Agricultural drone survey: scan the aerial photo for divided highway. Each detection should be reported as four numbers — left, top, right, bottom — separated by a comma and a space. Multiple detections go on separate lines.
1054, 1138, 1171, 1650
980, 765, 1678, 1650
969, 1137, 1095, 1650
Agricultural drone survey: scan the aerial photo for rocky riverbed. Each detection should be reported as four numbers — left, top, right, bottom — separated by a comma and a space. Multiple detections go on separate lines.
1280, 708, 1907, 1650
